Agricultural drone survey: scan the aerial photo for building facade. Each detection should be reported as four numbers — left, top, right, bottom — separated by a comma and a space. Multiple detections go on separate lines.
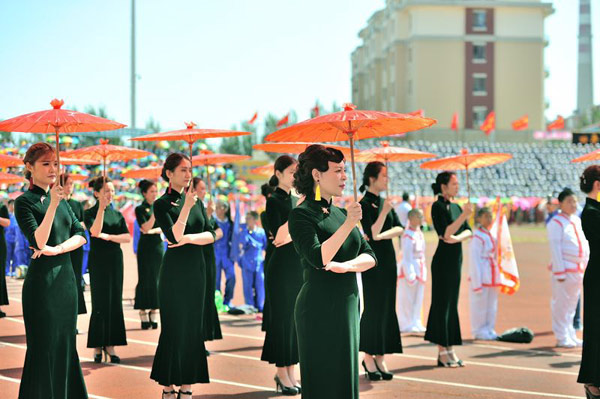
351, 0, 554, 140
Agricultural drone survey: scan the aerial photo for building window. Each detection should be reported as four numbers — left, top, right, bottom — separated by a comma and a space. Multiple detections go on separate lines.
473, 106, 488, 128
473, 74, 487, 96
473, 10, 487, 31
473, 44, 486, 63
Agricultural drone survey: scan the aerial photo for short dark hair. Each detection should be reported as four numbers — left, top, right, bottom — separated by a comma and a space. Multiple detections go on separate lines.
161, 153, 191, 183
293, 145, 344, 197
246, 210, 259, 220
138, 179, 156, 194
402, 192, 410, 201
432, 172, 457, 195
269, 155, 297, 187
580, 165, 600, 194
359, 161, 385, 193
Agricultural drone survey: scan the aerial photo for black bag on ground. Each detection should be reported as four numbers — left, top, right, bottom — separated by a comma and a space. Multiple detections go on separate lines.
496, 327, 534, 343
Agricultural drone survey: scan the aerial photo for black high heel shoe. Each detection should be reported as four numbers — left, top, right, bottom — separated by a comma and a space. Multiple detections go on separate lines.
93, 351, 102, 363
449, 350, 465, 367
374, 361, 394, 380
585, 384, 600, 399
274, 375, 299, 395
362, 360, 382, 381
437, 350, 458, 368
295, 385, 302, 394
162, 389, 176, 399
103, 347, 121, 364
149, 310, 158, 329
177, 390, 192, 399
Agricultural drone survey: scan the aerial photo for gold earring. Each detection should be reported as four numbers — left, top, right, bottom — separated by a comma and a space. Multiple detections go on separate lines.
315, 182, 321, 201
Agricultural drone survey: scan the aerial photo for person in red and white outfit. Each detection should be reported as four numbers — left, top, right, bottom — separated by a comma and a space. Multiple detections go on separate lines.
469, 207, 501, 340
398, 209, 427, 333
547, 188, 589, 348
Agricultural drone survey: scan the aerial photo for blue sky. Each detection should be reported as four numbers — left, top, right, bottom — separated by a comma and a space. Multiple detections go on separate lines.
0, 0, 598, 131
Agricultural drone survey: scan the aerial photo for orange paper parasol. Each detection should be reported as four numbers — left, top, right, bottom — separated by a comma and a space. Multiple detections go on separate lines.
0, 154, 24, 168
265, 103, 436, 200
571, 149, 600, 163
64, 139, 152, 179
355, 141, 437, 193
122, 166, 162, 180
66, 174, 89, 181
0, 99, 126, 172
250, 163, 274, 178
192, 151, 251, 197
420, 149, 512, 199
253, 142, 357, 157
0, 172, 23, 185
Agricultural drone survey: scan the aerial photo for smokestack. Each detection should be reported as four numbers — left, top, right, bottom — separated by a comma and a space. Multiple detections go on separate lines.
577, 0, 594, 114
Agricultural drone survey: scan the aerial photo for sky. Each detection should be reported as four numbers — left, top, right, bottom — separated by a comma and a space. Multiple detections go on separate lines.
0, 0, 598, 132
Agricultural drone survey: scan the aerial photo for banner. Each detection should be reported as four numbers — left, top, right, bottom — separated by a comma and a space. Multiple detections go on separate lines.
491, 200, 520, 295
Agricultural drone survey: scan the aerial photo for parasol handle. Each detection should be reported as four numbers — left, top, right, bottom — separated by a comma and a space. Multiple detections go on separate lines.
349, 132, 358, 202
206, 165, 212, 200
54, 127, 62, 185
465, 165, 471, 202
188, 141, 194, 193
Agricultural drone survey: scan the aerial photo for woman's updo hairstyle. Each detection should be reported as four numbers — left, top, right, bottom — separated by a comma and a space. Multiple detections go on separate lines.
23, 142, 55, 180
293, 145, 344, 197
268, 155, 297, 187
138, 179, 155, 194
431, 171, 456, 195
580, 165, 600, 194
359, 161, 385, 193
89, 176, 113, 193
557, 187, 576, 203
161, 153, 191, 182
261, 183, 275, 198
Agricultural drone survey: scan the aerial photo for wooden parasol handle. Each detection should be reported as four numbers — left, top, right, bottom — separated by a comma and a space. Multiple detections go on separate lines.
348, 132, 358, 202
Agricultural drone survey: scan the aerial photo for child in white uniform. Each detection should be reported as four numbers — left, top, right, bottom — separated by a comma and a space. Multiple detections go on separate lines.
398, 209, 427, 333
469, 207, 501, 340
547, 188, 589, 348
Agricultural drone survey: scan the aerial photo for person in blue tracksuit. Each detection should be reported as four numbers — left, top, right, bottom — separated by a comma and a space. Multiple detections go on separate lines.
5, 200, 17, 277
214, 200, 236, 307
238, 211, 267, 311
14, 223, 32, 267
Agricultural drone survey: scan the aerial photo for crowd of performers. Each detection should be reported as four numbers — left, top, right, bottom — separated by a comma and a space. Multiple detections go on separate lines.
1, 142, 600, 399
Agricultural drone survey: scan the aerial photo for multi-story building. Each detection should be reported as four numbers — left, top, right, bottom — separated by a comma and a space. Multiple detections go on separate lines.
351, 0, 554, 141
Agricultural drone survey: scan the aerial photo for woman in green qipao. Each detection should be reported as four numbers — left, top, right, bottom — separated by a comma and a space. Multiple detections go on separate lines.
15, 143, 88, 398
62, 174, 87, 318
260, 183, 275, 333
425, 172, 472, 368
193, 177, 223, 345
289, 145, 377, 399
358, 162, 404, 381
260, 155, 303, 395
150, 153, 219, 399
134, 179, 163, 330
0, 200, 11, 319
85, 177, 131, 364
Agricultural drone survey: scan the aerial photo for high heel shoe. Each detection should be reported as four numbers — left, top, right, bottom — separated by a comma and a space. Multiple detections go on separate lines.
585, 384, 600, 399
103, 347, 121, 364
274, 375, 299, 395
162, 389, 176, 399
149, 310, 158, 329
449, 350, 465, 367
140, 311, 152, 330
362, 360, 382, 381
374, 361, 394, 380
177, 390, 192, 399
437, 351, 458, 368
93, 351, 102, 363
295, 385, 302, 394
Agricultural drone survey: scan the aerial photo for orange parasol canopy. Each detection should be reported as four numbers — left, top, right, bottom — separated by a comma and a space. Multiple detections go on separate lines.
0, 99, 126, 171
191, 151, 251, 166
0, 172, 23, 185
571, 149, 600, 163
264, 103, 436, 200
250, 163, 274, 178
63, 139, 152, 178
253, 142, 357, 157
355, 141, 437, 163
122, 166, 162, 180
66, 174, 89, 181
60, 157, 101, 166
420, 148, 512, 198
0, 154, 24, 168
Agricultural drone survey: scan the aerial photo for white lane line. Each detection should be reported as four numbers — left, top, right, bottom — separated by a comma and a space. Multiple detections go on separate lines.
0, 339, 275, 393
470, 342, 582, 359
392, 375, 585, 399
394, 353, 579, 376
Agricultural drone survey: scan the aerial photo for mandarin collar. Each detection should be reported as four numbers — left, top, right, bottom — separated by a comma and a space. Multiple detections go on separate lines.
437, 195, 451, 204
308, 196, 333, 210
29, 185, 49, 196
364, 191, 380, 202
586, 197, 600, 208
274, 187, 291, 198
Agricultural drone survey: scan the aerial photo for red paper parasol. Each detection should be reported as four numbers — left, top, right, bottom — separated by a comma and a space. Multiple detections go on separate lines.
420, 149, 512, 199
192, 151, 251, 197
0, 172, 23, 185
571, 149, 600, 163
250, 163, 274, 178
0, 154, 24, 168
0, 99, 126, 172
253, 142, 357, 157
265, 103, 436, 200
121, 166, 162, 180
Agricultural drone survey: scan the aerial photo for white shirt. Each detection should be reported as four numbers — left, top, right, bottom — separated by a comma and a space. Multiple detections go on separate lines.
469, 227, 501, 292
397, 201, 412, 228
400, 227, 427, 284
546, 212, 589, 278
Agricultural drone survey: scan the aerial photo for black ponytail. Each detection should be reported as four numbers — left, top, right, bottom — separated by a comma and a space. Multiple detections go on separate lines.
269, 155, 297, 187
432, 171, 456, 195
360, 161, 385, 193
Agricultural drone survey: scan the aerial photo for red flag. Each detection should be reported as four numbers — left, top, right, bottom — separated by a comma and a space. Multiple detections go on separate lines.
276, 114, 289, 127
248, 112, 258, 125
450, 112, 459, 131
511, 115, 529, 131
408, 109, 424, 117
480, 111, 495, 135
312, 104, 320, 117
547, 115, 564, 131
